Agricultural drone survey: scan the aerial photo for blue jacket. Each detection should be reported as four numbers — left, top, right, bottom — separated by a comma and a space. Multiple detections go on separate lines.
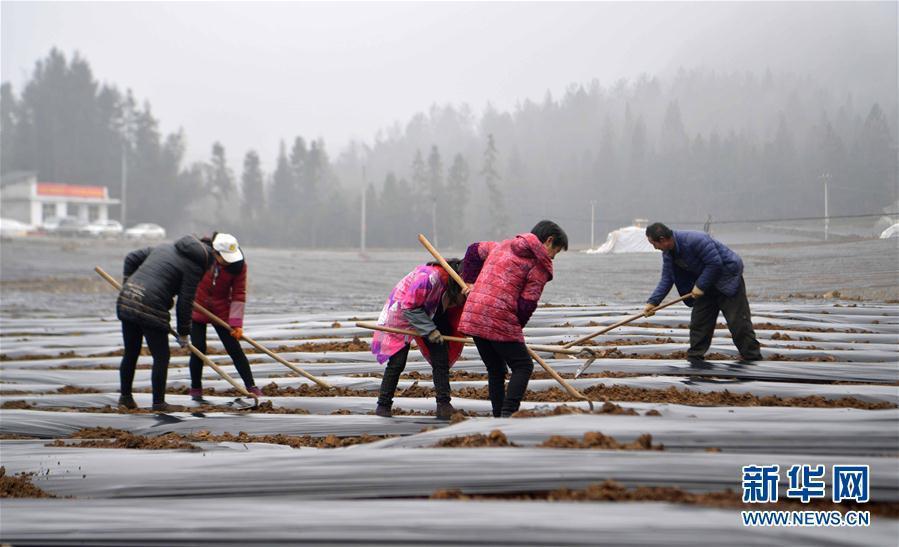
647, 230, 743, 307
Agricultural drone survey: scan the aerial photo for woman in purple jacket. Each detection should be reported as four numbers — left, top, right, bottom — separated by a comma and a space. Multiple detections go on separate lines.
643, 222, 762, 365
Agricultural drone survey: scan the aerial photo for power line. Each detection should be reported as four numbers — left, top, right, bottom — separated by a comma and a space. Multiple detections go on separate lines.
706, 212, 899, 225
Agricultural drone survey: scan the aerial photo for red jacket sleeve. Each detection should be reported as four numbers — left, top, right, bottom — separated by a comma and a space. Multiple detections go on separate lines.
228, 263, 247, 328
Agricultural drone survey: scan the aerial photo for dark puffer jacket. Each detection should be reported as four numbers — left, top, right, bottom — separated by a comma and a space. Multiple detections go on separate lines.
647, 230, 744, 307
116, 235, 214, 335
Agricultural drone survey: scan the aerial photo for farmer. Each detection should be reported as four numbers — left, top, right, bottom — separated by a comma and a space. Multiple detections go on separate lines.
459, 220, 568, 418
372, 258, 468, 419
188, 233, 261, 400
643, 222, 763, 364
116, 235, 215, 411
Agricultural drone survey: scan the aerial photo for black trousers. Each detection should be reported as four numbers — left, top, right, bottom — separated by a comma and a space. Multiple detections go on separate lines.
689, 276, 763, 361
377, 340, 451, 407
189, 322, 256, 389
472, 337, 534, 417
119, 320, 171, 404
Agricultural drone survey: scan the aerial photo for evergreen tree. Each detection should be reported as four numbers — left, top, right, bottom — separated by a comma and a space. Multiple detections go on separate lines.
0, 83, 18, 173
410, 149, 428, 234
446, 153, 470, 246
241, 150, 265, 224
481, 134, 508, 239
853, 103, 897, 212
426, 145, 443, 245
208, 142, 235, 221
270, 142, 292, 209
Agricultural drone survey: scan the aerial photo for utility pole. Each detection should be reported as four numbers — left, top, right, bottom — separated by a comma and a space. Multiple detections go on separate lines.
822, 172, 831, 241
360, 166, 367, 254
121, 141, 128, 227
590, 200, 596, 249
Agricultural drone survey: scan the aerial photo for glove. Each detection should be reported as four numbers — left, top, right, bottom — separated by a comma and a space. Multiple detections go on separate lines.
691, 285, 705, 298
230, 327, 243, 340
427, 329, 444, 344
643, 303, 656, 317
177, 335, 189, 349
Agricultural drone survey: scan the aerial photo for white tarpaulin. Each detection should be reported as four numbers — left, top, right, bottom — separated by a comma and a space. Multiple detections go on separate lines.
584, 225, 655, 254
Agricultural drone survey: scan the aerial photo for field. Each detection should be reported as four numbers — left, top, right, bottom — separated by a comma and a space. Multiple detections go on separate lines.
1, 236, 897, 545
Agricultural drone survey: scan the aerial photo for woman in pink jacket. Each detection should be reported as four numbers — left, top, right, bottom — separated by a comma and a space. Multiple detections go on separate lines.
459, 220, 568, 417
371, 259, 467, 419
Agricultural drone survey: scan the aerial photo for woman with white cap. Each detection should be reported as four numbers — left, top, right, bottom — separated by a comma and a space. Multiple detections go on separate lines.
188, 232, 262, 399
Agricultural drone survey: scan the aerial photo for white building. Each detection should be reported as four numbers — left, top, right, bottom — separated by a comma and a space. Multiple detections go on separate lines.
1, 171, 120, 227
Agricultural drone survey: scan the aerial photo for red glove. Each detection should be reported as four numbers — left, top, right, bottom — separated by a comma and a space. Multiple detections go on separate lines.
230, 327, 243, 340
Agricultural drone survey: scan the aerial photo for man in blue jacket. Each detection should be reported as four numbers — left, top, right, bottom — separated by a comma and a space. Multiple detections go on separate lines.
643, 222, 762, 364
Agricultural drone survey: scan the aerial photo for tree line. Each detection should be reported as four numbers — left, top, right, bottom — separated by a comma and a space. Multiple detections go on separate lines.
2, 49, 896, 248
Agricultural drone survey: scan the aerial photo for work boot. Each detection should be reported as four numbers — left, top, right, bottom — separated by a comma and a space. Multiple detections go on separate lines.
118, 394, 137, 410
247, 386, 263, 397
189, 388, 203, 401
375, 404, 392, 418
435, 401, 455, 420
152, 402, 186, 412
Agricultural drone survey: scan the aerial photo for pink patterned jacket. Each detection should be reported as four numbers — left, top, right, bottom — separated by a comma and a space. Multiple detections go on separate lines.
371, 265, 463, 365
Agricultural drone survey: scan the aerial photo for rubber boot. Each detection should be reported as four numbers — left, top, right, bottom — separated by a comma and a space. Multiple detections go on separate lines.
189, 388, 203, 401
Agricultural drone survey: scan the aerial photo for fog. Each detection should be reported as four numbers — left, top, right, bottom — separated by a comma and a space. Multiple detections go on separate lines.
1, 2, 897, 247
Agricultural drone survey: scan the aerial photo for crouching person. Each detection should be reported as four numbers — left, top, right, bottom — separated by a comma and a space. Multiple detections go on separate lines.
372, 259, 468, 419
643, 222, 762, 364
459, 220, 567, 417
116, 235, 215, 411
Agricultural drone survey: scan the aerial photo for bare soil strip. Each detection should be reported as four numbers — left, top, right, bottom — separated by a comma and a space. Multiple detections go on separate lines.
45, 427, 393, 450
430, 479, 899, 518
434, 430, 663, 451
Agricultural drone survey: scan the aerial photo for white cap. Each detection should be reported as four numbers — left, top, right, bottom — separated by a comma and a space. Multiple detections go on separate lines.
212, 233, 243, 263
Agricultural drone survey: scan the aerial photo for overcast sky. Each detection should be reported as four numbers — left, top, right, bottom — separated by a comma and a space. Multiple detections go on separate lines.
3, 2, 896, 167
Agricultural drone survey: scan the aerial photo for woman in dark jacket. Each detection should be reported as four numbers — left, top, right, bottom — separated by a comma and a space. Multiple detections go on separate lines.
116, 235, 214, 411
188, 233, 261, 400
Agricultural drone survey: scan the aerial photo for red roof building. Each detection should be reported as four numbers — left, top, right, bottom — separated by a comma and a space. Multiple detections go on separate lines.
1, 172, 120, 227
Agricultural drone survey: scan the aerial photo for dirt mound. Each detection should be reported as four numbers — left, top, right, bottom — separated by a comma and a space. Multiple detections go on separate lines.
767, 352, 838, 362
49, 427, 391, 450
1, 400, 34, 409
49, 428, 198, 450
241, 382, 894, 411
186, 430, 390, 448
244, 400, 310, 414
748, 322, 869, 334
572, 337, 677, 347
275, 336, 371, 353
434, 430, 515, 448
0, 466, 56, 498
456, 384, 894, 410
430, 479, 899, 518
510, 402, 636, 418
56, 385, 101, 394
251, 383, 358, 398
538, 432, 662, 451
445, 370, 644, 382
